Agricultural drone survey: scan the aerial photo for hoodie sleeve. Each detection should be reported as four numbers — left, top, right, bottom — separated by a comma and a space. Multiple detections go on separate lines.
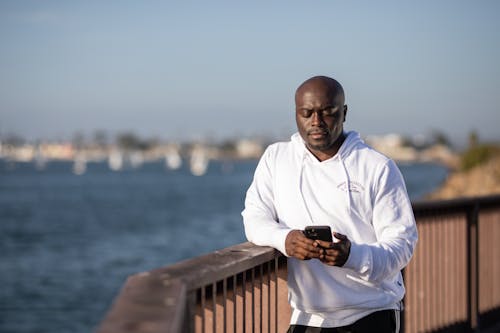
343, 159, 418, 284
241, 146, 292, 256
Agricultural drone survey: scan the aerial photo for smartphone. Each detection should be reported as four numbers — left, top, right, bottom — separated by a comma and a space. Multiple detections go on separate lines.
304, 225, 333, 242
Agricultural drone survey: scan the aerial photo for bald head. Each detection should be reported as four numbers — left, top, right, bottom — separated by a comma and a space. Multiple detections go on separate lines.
295, 76, 345, 105
294, 75, 348, 161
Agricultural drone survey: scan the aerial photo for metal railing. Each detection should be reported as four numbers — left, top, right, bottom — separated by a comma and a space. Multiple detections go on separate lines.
405, 195, 500, 333
97, 195, 500, 333
96, 242, 290, 332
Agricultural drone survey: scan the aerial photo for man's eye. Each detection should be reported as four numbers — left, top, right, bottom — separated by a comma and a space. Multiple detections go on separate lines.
322, 108, 338, 117
301, 110, 313, 117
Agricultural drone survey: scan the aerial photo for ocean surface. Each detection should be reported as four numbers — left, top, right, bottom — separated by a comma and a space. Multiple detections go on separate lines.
0, 158, 448, 333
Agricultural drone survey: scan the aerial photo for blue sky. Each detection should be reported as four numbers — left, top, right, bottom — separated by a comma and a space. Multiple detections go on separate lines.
1, 1, 499, 146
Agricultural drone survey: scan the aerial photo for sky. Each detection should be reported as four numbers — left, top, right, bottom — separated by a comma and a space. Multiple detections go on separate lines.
1, 1, 499, 147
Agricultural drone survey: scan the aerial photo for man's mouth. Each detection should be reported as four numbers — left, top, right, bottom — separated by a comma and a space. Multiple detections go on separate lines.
308, 130, 328, 139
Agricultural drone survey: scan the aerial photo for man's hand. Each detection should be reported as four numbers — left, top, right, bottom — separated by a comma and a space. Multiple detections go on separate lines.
285, 230, 321, 260
314, 232, 351, 267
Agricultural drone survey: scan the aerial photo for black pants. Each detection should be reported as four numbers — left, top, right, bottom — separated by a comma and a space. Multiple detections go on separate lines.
287, 309, 399, 333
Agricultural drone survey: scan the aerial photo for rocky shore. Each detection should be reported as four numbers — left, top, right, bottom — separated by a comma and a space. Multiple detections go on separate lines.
426, 154, 500, 200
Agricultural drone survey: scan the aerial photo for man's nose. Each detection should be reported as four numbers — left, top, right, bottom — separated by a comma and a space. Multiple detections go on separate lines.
311, 111, 323, 126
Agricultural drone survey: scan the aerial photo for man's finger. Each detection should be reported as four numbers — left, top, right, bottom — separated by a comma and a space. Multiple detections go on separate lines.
333, 232, 347, 241
311, 239, 324, 248
294, 245, 320, 259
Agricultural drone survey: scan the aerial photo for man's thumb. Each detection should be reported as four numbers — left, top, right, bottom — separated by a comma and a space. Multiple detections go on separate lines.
333, 232, 346, 241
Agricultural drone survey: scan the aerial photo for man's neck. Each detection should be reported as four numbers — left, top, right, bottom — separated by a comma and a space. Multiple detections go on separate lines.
307, 132, 346, 162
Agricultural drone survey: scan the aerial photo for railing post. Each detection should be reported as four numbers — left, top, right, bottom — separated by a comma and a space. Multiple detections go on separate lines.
185, 290, 197, 333
467, 201, 480, 332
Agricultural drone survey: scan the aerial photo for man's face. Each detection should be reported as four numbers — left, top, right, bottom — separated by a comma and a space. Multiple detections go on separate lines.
295, 83, 347, 159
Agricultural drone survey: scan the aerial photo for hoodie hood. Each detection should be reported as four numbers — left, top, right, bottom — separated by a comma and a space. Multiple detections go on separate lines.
290, 131, 363, 161
291, 131, 364, 213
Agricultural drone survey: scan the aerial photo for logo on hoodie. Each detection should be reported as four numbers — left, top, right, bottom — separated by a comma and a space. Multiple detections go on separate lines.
337, 181, 365, 193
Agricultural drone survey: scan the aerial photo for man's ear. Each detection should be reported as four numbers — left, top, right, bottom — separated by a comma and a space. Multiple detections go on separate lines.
343, 105, 348, 122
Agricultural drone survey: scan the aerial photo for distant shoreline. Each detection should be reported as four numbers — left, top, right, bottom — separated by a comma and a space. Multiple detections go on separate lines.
425, 155, 500, 200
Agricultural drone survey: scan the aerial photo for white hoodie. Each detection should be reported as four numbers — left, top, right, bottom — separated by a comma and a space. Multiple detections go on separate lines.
242, 131, 418, 327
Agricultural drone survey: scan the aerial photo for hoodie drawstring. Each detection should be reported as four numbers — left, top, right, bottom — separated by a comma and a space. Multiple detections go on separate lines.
298, 152, 315, 225
340, 157, 352, 213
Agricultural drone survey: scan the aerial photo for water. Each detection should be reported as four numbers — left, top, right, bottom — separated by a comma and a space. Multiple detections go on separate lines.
0, 159, 448, 333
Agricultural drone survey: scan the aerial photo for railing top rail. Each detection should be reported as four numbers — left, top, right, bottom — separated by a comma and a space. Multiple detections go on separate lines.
96, 273, 187, 333
412, 194, 500, 216
96, 242, 282, 333
150, 241, 281, 291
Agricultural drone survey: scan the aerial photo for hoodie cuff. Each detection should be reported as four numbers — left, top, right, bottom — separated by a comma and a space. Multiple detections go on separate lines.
273, 229, 293, 257
343, 241, 371, 275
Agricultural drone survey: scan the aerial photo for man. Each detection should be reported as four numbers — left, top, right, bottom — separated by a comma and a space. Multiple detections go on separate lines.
242, 76, 417, 332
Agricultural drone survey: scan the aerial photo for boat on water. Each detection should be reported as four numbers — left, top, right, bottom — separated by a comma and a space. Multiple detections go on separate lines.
34, 149, 48, 171
165, 149, 182, 170
189, 148, 209, 176
72, 153, 87, 175
108, 150, 123, 171
129, 152, 144, 169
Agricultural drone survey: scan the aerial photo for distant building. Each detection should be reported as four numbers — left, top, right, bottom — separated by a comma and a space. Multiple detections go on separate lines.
365, 134, 418, 162
235, 139, 263, 159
